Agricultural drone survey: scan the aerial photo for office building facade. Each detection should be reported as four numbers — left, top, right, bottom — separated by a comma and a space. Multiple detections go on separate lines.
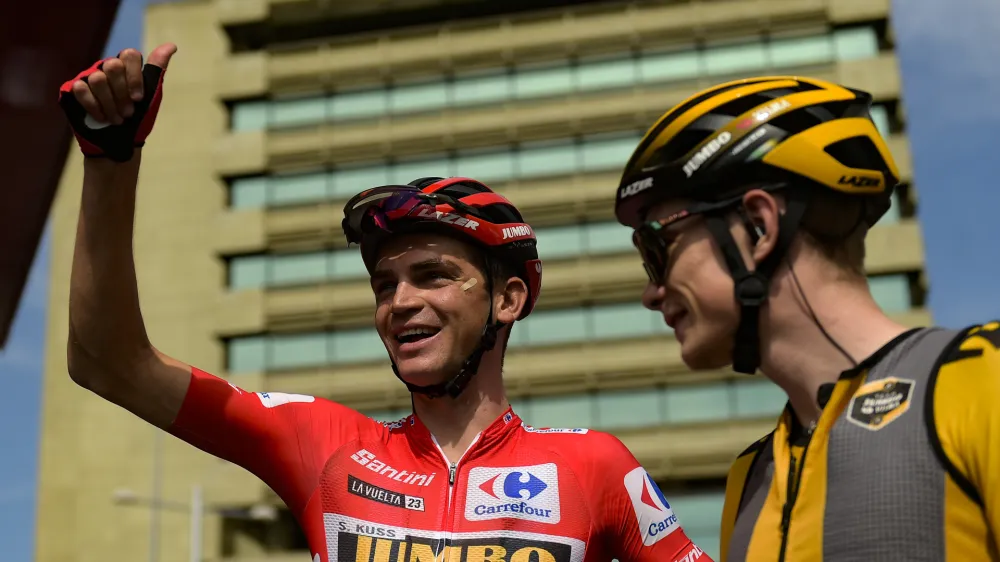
36, 0, 927, 560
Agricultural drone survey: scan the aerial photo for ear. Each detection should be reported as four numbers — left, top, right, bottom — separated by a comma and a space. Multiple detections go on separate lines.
741, 189, 783, 266
495, 276, 528, 324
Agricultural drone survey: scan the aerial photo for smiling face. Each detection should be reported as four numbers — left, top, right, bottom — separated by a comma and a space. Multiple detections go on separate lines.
639, 199, 744, 369
370, 232, 499, 387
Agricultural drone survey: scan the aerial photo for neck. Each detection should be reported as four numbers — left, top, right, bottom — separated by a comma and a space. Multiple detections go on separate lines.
759, 271, 911, 429
411, 347, 508, 463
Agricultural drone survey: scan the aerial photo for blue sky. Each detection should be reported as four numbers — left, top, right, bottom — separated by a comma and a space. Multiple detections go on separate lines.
0, 0, 998, 560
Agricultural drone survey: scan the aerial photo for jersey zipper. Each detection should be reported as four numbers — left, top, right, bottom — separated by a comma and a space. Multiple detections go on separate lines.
778, 423, 814, 562
431, 433, 481, 557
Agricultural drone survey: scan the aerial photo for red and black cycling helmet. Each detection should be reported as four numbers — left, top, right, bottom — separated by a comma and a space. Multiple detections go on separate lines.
342, 176, 543, 398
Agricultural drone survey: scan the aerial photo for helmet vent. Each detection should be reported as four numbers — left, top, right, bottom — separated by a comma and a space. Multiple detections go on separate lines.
824, 136, 887, 170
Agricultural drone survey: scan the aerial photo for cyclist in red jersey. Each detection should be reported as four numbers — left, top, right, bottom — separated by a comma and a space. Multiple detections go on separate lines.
58, 44, 711, 562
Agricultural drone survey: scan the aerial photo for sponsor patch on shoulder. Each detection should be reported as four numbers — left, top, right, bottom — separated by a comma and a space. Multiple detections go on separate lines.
255, 392, 315, 408
846, 376, 915, 431
624, 467, 680, 546
521, 424, 589, 434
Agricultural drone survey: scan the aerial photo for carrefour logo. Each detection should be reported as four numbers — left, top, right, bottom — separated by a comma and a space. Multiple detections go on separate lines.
465, 463, 561, 524
623, 467, 681, 546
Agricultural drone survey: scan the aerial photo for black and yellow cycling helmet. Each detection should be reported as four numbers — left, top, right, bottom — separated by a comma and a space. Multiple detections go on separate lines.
615, 76, 901, 374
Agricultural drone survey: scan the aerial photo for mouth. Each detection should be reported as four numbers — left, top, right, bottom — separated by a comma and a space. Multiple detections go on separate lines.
663, 308, 688, 332
394, 327, 442, 354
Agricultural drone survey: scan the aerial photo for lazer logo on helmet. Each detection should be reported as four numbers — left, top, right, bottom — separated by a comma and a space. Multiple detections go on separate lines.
415, 208, 480, 230
624, 467, 681, 546
620, 177, 653, 198
465, 464, 561, 524
502, 225, 533, 240
838, 175, 881, 188
683, 131, 732, 177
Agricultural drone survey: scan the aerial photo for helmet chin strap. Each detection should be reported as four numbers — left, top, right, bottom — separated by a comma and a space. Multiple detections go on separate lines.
390, 258, 505, 399
701, 188, 810, 374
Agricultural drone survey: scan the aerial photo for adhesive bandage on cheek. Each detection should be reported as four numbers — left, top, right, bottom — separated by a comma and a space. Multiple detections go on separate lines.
461, 278, 478, 292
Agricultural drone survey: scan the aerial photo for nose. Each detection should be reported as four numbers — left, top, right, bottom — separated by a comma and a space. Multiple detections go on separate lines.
390, 281, 423, 315
641, 281, 666, 312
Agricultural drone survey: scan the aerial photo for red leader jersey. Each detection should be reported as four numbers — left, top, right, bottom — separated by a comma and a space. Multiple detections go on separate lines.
168, 368, 712, 562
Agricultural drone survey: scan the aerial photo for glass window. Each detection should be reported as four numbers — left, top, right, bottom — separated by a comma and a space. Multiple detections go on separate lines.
834, 27, 879, 60
228, 336, 266, 374
331, 165, 391, 199
229, 255, 267, 290
576, 56, 637, 91
768, 34, 834, 68
870, 105, 891, 137
584, 221, 633, 255
670, 492, 725, 535
535, 224, 584, 260
597, 388, 662, 429
330, 88, 387, 121
733, 379, 786, 419
391, 81, 449, 113
525, 394, 593, 429
454, 148, 516, 183
522, 307, 588, 346
517, 141, 579, 179
514, 64, 574, 99
589, 303, 658, 341
233, 26, 883, 133
580, 135, 641, 172
229, 176, 268, 209
452, 71, 511, 106
391, 156, 452, 185
883, 191, 901, 224
869, 274, 911, 313
269, 252, 328, 287
665, 383, 730, 424
271, 333, 328, 370
330, 330, 385, 364
231, 101, 269, 132
329, 249, 367, 280
639, 50, 700, 84
269, 172, 328, 207
271, 96, 327, 129
705, 40, 768, 76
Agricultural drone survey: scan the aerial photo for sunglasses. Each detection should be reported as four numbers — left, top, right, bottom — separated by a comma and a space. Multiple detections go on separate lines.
633, 185, 785, 286
343, 186, 483, 244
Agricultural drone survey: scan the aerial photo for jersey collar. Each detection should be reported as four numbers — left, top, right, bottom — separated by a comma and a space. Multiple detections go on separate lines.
403, 406, 523, 464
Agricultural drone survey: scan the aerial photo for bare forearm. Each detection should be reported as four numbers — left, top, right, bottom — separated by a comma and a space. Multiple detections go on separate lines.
68, 152, 152, 375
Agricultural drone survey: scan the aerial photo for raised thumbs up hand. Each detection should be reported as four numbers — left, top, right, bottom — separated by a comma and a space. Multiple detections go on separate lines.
58, 43, 178, 163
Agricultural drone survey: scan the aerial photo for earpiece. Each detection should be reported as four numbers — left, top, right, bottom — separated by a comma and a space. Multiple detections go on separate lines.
753, 223, 766, 240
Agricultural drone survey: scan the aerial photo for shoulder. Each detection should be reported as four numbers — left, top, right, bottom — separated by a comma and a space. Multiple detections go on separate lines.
931, 321, 1000, 407
927, 321, 1000, 505
937, 321, 1000, 366
519, 425, 641, 485
518, 423, 626, 458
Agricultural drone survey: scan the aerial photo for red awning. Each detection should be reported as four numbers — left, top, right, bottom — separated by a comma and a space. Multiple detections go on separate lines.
0, 0, 121, 348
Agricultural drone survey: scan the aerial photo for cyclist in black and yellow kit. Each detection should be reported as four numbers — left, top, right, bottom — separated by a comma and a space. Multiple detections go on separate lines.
612, 75, 1000, 561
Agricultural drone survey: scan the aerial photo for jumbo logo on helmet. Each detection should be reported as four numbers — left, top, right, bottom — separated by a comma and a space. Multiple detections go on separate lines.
683, 131, 732, 177
752, 98, 791, 123
502, 225, 533, 240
